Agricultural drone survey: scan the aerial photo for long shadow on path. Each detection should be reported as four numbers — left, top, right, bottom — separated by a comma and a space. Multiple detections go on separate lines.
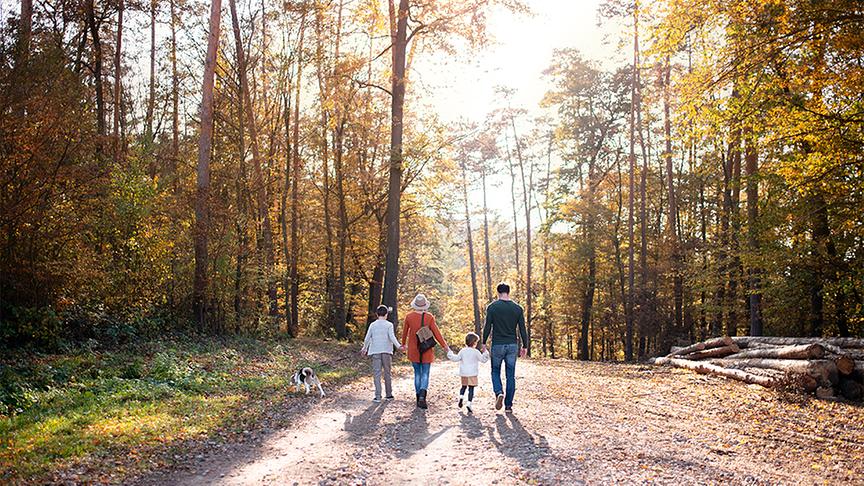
343, 401, 388, 440
487, 413, 551, 470
381, 407, 451, 459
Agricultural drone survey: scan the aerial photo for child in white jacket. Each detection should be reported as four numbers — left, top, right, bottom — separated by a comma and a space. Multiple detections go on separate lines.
446, 332, 489, 413
362, 305, 404, 402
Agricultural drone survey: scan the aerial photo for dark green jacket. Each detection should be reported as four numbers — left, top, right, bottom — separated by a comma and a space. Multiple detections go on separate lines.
482, 299, 528, 347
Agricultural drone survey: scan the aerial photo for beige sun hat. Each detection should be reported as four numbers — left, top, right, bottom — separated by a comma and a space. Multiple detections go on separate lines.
410, 293, 430, 311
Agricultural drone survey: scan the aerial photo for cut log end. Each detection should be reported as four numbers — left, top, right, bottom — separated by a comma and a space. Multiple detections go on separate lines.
833, 356, 854, 375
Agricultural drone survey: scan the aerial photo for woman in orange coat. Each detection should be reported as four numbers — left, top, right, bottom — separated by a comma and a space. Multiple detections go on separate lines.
401, 293, 449, 409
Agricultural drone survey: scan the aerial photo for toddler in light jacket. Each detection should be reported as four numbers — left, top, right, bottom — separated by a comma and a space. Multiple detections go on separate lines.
446, 332, 489, 413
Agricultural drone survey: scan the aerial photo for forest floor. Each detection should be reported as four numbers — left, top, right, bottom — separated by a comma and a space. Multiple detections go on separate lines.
132, 356, 864, 486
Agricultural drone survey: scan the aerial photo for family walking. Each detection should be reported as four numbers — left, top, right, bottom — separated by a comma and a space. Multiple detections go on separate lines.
361, 283, 529, 413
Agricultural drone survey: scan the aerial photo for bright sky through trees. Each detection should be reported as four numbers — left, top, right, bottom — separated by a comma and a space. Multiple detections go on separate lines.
412, 0, 617, 221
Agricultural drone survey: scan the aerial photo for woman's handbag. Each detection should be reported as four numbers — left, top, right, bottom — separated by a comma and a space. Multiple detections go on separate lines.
416, 312, 436, 353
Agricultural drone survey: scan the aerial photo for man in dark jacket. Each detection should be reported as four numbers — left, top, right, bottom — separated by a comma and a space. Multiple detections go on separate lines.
482, 282, 528, 413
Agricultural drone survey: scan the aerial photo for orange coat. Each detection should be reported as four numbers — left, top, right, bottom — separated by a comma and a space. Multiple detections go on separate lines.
401, 311, 448, 363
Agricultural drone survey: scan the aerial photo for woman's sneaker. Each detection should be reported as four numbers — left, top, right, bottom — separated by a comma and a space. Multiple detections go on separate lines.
458, 395, 464, 408
495, 393, 504, 410
466, 401, 473, 413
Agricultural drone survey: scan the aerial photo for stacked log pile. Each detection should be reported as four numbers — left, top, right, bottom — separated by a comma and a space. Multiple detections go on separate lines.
651, 336, 864, 401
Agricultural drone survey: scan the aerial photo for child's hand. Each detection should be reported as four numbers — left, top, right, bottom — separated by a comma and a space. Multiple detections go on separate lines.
399, 345, 406, 352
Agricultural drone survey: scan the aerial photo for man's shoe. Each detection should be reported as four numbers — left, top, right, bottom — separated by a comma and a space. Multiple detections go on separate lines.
495, 393, 504, 410
505, 407, 513, 414
385, 395, 395, 400
418, 389, 428, 409
373, 397, 381, 403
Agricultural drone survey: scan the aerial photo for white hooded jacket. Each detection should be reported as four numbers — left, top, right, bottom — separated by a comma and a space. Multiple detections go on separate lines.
447, 347, 490, 377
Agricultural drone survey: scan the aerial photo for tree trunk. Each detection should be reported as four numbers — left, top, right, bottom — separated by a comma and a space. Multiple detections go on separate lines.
714, 143, 732, 337
744, 127, 763, 336
229, 0, 278, 319
579, 147, 598, 361
480, 167, 493, 302
235, 85, 248, 332
543, 133, 555, 359
709, 358, 838, 385
613, 154, 627, 361
663, 56, 683, 333
85, 0, 106, 146
652, 357, 776, 387
625, 5, 639, 361
682, 344, 740, 360
170, 0, 180, 164
511, 116, 532, 355
381, 0, 409, 330
287, 12, 306, 337
281, 65, 292, 335
314, 7, 336, 332
193, 0, 222, 330
333, 121, 349, 339
112, 0, 124, 163
18, 0, 32, 62
504, 136, 522, 289
728, 118, 743, 338
809, 192, 836, 338
724, 344, 825, 360
145, 0, 156, 145
730, 336, 864, 348
367, 217, 386, 324
462, 163, 482, 335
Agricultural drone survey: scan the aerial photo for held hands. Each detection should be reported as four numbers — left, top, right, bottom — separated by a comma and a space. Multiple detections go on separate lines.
519, 347, 528, 358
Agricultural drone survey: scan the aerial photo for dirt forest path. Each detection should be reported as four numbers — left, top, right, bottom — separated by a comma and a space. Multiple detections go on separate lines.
139, 358, 864, 485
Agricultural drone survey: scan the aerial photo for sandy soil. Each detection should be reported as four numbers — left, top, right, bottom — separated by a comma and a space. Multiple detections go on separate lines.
135, 357, 864, 485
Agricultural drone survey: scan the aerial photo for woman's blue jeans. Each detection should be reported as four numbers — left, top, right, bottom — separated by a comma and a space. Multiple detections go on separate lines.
411, 362, 431, 394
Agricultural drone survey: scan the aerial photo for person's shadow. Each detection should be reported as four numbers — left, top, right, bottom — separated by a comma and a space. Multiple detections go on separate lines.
459, 411, 483, 439
382, 407, 451, 458
487, 413, 550, 469
343, 400, 388, 440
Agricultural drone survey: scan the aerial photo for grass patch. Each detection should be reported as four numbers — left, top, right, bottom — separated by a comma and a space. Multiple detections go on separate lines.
0, 336, 362, 484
